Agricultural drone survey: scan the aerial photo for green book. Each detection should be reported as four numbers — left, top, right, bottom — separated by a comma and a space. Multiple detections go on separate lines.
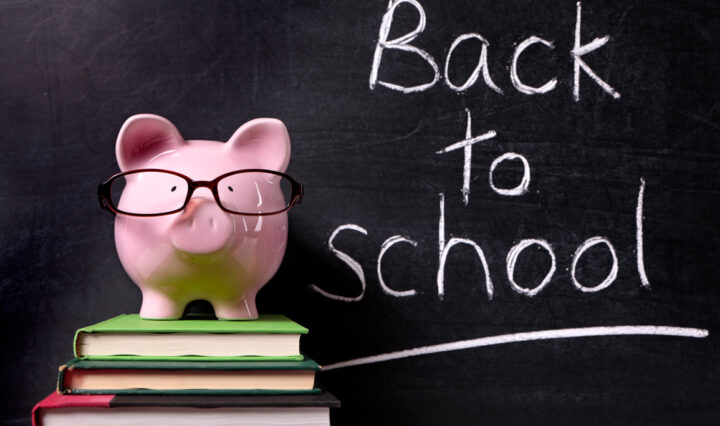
74, 314, 308, 361
58, 357, 321, 395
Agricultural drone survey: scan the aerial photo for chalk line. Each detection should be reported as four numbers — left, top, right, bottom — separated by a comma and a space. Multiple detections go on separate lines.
321, 325, 708, 371
637, 178, 651, 288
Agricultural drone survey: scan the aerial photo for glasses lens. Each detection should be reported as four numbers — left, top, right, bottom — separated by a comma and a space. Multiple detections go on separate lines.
111, 171, 189, 215
217, 171, 292, 214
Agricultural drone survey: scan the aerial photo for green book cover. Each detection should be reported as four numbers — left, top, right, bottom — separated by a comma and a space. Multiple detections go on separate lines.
74, 314, 308, 361
58, 357, 321, 396
77, 314, 308, 334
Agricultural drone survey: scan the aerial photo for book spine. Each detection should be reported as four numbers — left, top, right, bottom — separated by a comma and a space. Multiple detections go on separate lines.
72, 330, 82, 358
56, 365, 65, 394
32, 393, 115, 426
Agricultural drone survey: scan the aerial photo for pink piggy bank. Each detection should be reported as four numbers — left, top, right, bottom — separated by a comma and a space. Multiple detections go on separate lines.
98, 114, 302, 320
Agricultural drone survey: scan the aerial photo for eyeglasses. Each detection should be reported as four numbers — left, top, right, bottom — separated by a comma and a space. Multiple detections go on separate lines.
98, 169, 303, 217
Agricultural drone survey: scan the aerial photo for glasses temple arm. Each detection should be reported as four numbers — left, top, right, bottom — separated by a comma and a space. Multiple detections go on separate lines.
294, 182, 304, 204
98, 183, 117, 216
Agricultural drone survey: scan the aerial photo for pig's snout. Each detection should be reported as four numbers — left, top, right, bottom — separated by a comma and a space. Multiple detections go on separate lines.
169, 198, 234, 254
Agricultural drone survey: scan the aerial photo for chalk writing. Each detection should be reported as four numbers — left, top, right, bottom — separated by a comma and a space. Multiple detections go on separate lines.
310, 0, 702, 373
506, 239, 556, 297
370, 1, 620, 100
313, 186, 649, 302
378, 235, 418, 297
571, 236, 619, 292
437, 193, 494, 300
511, 36, 558, 95
572, 1, 621, 100
444, 33, 501, 93
436, 109, 496, 205
488, 152, 531, 196
369, 0, 438, 93
310, 224, 367, 301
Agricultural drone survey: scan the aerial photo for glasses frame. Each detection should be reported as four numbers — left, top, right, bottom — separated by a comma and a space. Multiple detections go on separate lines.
98, 168, 303, 217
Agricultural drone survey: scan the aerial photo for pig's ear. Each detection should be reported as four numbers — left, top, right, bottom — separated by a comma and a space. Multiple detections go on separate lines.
116, 114, 186, 171
226, 118, 290, 172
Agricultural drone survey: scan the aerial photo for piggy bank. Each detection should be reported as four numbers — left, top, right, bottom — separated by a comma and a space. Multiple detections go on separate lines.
99, 114, 301, 320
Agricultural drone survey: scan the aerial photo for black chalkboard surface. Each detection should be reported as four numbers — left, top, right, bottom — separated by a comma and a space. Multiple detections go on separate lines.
1, 0, 719, 424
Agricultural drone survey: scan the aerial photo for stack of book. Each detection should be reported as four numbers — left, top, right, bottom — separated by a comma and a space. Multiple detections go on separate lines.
33, 314, 339, 425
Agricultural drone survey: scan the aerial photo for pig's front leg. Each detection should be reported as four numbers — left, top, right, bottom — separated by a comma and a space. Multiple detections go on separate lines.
139, 290, 186, 319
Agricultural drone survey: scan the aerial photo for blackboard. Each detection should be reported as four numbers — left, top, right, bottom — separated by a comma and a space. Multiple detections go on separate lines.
1, 0, 719, 424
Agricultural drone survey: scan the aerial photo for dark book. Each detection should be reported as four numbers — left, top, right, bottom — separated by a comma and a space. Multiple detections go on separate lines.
58, 358, 320, 395
33, 392, 340, 426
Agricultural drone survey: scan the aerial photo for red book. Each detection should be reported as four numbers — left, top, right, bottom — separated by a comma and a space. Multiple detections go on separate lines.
32, 393, 114, 426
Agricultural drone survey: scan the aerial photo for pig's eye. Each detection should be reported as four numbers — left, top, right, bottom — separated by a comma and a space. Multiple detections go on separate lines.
170, 186, 177, 192
228, 186, 234, 192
